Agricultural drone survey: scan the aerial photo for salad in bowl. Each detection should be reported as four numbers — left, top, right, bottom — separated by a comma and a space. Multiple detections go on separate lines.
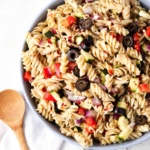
22, 0, 150, 149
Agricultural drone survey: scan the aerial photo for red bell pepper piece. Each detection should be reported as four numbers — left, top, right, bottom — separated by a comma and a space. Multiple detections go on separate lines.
68, 62, 77, 71
66, 16, 76, 26
146, 26, 150, 36
44, 91, 57, 102
54, 62, 61, 78
134, 43, 140, 53
78, 107, 86, 116
110, 32, 117, 38
43, 67, 54, 79
47, 38, 52, 44
23, 71, 31, 82
116, 34, 123, 42
85, 126, 94, 134
108, 69, 114, 75
139, 84, 150, 92
62, 16, 76, 27
85, 117, 97, 129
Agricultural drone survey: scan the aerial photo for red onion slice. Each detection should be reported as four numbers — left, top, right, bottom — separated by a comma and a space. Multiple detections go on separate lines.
80, 75, 89, 80
92, 14, 100, 20
146, 44, 150, 51
92, 97, 101, 106
51, 28, 57, 34
85, 110, 97, 117
76, 119, 82, 125
64, 89, 73, 96
113, 113, 120, 120
68, 95, 86, 101
97, 83, 107, 91
111, 87, 119, 94
84, 6, 93, 14
93, 77, 107, 91
39, 40, 43, 45
129, 122, 135, 127
109, 17, 115, 21
93, 77, 100, 83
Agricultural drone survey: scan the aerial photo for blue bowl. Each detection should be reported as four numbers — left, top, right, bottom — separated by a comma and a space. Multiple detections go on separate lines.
21, 0, 150, 149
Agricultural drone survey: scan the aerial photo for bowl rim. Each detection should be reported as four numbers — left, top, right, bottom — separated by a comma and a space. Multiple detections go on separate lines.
20, 0, 150, 149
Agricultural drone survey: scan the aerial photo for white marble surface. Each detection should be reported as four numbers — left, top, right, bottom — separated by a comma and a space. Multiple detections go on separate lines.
0, 0, 150, 150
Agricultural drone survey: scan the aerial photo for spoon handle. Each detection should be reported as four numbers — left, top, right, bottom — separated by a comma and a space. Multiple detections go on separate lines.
14, 125, 29, 150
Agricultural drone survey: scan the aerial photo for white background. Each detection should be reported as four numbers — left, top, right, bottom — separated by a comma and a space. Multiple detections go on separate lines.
0, 0, 150, 150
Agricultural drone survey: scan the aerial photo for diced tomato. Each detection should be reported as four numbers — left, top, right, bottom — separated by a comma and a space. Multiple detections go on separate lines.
85, 117, 97, 129
133, 32, 140, 43
23, 71, 31, 82
85, 127, 93, 134
108, 69, 114, 75
139, 84, 150, 92
43, 67, 54, 79
134, 43, 140, 53
54, 62, 61, 78
66, 16, 76, 26
133, 36, 139, 43
78, 107, 86, 116
68, 62, 77, 71
146, 26, 150, 36
44, 91, 57, 102
42, 87, 47, 92
47, 38, 52, 44
110, 32, 117, 38
76, 101, 81, 105
116, 34, 123, 42
133, 32, 140, 37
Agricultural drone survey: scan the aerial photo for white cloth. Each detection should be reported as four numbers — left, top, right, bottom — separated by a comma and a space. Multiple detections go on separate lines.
0, 120, 21, 150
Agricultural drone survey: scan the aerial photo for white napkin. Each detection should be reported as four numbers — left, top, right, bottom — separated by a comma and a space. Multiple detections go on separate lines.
24, 102, 66, 150
0, 120, 21, 150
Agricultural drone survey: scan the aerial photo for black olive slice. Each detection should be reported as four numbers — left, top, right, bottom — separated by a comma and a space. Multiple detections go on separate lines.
73, 66, 80, 77
79, 18, 93, 30
86, 35, 94, 46
135, 115, 147, 125
79, 39, 90, 52
54, 103, 61, 114
117, 108, 126, 116
137, 61, 145, 74
128, 22, 139, 34
58, 89, 64, 98
67, 49, 80, 62
75, 79, 90, 92
79, 35, 94, 52
123, 35, 134, 47
141, 50, 146, 59
146, 93, 150, 100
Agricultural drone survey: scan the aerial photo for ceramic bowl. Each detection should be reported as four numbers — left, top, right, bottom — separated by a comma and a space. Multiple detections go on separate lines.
21, 0, 150, 149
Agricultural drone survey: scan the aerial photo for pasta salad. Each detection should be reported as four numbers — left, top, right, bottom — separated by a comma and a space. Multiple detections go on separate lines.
22, 0, 150, 147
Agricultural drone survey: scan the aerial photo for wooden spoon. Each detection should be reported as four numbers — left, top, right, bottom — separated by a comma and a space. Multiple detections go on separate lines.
0, 89, 28, 150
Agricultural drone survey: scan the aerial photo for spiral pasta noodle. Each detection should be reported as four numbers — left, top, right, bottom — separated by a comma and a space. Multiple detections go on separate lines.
90, 83, 115, 102
116, 54, 140, 76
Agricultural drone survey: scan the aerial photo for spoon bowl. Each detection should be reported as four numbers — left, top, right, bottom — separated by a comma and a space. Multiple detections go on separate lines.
0, 89, 28, 150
